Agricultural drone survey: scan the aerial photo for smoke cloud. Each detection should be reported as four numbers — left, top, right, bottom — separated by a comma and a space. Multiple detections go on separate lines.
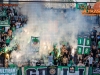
9, 3, 89, 65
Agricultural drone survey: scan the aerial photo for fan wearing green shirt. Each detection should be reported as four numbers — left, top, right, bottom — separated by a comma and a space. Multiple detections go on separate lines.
52, 45, 59, 65
5, 34, 11, 46
11, 25, 16, 32
1, 27, 5, 34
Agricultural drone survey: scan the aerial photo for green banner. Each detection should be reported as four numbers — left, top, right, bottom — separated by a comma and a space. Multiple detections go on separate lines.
77, 37, 91, 54
76, 3, 87, 10
0, 19, 10, 26
0, 68, 17, 75
24, 66, 86, 75
0, 10, 6, 16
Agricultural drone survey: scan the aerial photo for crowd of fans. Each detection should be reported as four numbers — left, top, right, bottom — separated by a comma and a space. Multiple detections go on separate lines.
47, 27, 100, 68
0, 6, 27, 67
0, 5, 100, 68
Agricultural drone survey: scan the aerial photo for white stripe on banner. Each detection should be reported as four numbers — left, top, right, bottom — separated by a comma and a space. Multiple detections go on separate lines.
61, 71, 63, 75
22, 67, 24, 75
36, 70, 39, 75
58, 68, 61, 75
43, 70, 45, 75
86, 67, 89, 75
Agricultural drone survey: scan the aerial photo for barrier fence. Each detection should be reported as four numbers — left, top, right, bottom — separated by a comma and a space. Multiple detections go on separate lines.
0, 66, 99, 75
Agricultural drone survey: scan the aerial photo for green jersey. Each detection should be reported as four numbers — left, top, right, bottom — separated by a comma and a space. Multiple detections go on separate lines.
6, 36, 11, 43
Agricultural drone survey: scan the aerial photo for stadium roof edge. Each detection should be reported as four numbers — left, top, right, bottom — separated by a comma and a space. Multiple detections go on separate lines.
0, 1, 97, 3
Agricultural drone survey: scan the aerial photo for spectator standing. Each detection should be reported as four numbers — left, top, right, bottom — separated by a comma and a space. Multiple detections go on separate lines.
5, 34, 11, 46
64, 49, 69, 59
88, 55, 93, 67
61, 47, 65, 56
91, 45, 97, 60
61, 45, 66, 56
97, 61, 100, 68
1, 34, 5, 42
84, 56, 89, 67
90, 32, 96, 46
53, 47, 58, 65
48, 53, 53, 66
5, 26, 10, 33
36, 60, 41, 66
62, 55, 68, 66
15, 20, 21, 29
11, 17, 16, 24
73, 52, 78, 65
5, 59, 8, 68
96, 32, 100, 46
93, 54, 99, 67
7, 29, 12, 37
11, 24, 16, 32
9, 11, 14, 18
77, 60, 85, 66
69, 52, 73, 65
58, 55, 63, 66
92, 27, 97, 38
1, 27, 5, 34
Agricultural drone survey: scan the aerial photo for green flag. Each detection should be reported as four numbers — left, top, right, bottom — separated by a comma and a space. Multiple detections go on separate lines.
31, 36, 40, 52
31, 37, 39, 45
77, 37, 91, 55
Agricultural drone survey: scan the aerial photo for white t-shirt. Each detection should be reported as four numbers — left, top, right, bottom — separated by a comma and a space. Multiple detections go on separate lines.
48, 55, 53, 62
15, 22, 21, 29
5, 27, 10, 32
88, 57, 93, 64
